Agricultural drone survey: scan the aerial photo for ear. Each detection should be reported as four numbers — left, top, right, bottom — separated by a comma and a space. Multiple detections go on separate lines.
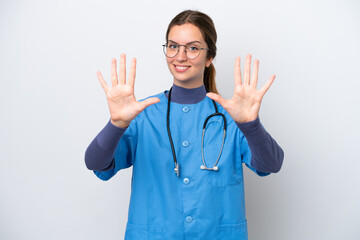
205, 57, 213, 68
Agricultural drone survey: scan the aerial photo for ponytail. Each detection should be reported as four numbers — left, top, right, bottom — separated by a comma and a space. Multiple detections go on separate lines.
204, 63, 218, 94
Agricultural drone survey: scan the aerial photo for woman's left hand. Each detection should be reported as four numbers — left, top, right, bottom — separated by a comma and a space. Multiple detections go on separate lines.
206, 54, 276, 123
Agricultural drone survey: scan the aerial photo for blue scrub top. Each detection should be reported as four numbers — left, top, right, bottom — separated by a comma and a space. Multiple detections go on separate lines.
94, 91, 269, 240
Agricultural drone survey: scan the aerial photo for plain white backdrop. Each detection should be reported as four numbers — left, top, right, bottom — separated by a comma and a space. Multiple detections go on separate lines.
1, 0, 359, 239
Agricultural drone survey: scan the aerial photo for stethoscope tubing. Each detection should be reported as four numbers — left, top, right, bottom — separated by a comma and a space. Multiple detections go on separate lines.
166, 87, 227, 177
166, 87, 180, 177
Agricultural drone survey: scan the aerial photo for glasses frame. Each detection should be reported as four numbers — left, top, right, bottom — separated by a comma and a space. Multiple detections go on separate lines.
162, 43, 210, 60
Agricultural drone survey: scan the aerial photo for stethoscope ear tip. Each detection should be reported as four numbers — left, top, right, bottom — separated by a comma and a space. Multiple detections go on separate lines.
200, 165, 206, 170
213, 166, 219, 171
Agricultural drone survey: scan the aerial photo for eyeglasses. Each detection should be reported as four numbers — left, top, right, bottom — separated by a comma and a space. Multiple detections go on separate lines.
162, 43, 210, 59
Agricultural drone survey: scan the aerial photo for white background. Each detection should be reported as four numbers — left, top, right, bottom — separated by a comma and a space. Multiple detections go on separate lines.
1, 0, 359, 239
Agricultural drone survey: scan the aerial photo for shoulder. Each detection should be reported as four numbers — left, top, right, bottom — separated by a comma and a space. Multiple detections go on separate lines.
140, 91, 166, 101
135, 91, 168, 121
207, 97, 236, 126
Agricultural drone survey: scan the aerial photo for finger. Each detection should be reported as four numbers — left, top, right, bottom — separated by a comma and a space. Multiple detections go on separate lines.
119, 53, 126, 84
97, 71, 109, 93
111, 58, 118, 87
206, 92, 227, 108
244, 54, 252, 85
138, 97, 160, 111
251, 59, 259, 88
234, 57, 242, 87
127, 57, 136, 88
260, 74, 276, 96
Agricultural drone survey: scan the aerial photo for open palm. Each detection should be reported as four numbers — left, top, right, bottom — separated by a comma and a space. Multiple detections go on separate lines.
206, 54, 275, 123
97, 54, 160, 128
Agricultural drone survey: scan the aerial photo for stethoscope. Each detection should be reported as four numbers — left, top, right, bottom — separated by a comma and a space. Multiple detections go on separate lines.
166, 86, 227, 177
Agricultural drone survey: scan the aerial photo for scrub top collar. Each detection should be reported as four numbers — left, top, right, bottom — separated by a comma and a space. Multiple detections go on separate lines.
164, 83, 207, 104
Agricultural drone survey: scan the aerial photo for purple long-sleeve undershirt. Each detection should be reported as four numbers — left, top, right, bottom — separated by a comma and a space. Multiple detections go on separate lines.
236, 117, 283, 173
85, 84, 284, 173
85, 120, 126, 171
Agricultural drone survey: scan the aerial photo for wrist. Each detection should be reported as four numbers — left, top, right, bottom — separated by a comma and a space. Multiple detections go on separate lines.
110, 119, 130, 128
236, 116, 260, 130
236, 115, 258, 124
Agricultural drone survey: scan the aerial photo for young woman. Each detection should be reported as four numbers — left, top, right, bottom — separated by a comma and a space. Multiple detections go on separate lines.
85, 10, 284, 240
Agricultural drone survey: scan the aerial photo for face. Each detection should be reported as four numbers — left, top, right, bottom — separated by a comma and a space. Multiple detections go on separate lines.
166, 23, 213, 88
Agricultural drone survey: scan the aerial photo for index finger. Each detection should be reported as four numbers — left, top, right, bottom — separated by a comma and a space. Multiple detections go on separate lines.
127, 57, 136, 88
234, 57, 242, 87
111, 58, 118, 87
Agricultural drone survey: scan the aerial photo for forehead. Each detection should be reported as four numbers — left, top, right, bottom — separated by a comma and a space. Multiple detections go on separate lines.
168, 23, 205, 44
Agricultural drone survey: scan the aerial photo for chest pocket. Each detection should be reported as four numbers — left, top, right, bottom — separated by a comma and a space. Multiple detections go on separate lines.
201, 118, 242, 187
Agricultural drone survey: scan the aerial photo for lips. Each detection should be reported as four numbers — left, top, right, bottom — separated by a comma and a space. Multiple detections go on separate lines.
174, 64, 190, 72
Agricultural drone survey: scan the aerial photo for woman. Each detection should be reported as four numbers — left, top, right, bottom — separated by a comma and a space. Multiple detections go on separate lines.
85, 10, 284, 240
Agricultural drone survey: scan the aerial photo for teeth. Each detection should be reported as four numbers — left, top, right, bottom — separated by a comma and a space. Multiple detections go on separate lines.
175, 65, 189, 70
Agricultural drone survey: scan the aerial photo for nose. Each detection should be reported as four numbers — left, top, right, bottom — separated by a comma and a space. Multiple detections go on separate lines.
176, 45, 187, 62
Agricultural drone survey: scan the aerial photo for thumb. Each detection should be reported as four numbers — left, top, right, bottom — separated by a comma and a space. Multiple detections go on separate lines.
206, 92, 227, 108
139, 97, 160, 111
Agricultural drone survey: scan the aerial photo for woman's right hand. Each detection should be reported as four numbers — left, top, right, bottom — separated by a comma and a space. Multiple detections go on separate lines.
97, 54, 160, 128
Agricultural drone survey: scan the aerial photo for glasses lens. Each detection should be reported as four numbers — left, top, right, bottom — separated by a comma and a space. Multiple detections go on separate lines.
163, 44, 178, 58
186, 46, 200, 59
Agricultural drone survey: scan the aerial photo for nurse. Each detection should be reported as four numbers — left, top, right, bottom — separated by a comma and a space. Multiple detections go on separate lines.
85, 10, 284, 240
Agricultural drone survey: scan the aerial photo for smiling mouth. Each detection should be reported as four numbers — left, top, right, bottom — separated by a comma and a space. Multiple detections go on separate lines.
174, 65, 190, 72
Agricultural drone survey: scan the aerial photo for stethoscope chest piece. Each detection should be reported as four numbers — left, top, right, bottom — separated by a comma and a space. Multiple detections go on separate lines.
200, 165, 219, 171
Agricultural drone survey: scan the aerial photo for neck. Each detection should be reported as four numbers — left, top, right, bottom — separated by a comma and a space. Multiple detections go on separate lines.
165, 83, 207, 104
173, 79, 204, 89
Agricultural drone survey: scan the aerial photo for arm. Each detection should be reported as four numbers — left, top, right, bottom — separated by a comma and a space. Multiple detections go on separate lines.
85, 120, 127, 171
206, 54, 283, 174
85, 54, 159, 176
236, 117, 284, 173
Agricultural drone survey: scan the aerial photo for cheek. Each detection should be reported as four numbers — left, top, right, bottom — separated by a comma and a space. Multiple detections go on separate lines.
192, 58, 207, 68
166, 57, 173, 67
196, 53, 209, 67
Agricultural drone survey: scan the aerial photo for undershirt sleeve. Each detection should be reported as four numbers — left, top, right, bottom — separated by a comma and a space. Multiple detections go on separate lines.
84, 119, 128, 171
236, 117, 284, 174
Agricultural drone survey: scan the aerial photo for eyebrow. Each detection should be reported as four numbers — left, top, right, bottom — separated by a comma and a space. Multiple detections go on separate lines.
168, 40, 202, 45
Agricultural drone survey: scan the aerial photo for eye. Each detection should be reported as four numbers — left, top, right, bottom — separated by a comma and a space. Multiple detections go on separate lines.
168, 44, 178, 49
188, 45, 199, 51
